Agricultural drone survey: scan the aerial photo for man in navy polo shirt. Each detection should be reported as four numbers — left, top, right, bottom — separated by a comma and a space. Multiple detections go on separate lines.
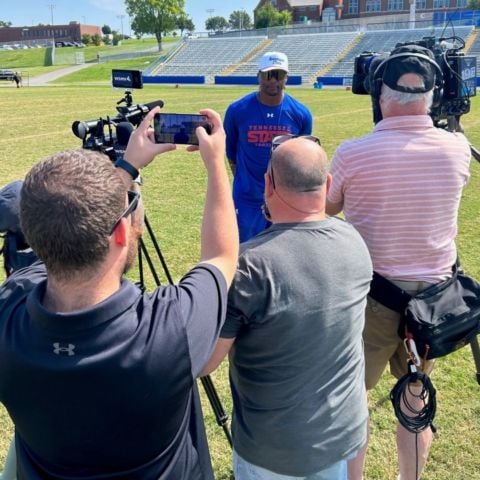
0, 107, 239, 480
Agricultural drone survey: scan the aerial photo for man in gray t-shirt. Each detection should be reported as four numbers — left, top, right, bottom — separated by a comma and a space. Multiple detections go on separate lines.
202, 135, 373, 479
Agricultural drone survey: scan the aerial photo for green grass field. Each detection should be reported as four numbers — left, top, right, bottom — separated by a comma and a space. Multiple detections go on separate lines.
0, 80, 479, 480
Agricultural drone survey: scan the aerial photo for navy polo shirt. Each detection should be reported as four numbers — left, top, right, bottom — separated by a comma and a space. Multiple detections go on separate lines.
0, 261, 227, 479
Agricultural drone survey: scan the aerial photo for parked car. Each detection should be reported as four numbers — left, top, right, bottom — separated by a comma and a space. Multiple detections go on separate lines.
0, 69, 15, 81
55, 41, 75, 48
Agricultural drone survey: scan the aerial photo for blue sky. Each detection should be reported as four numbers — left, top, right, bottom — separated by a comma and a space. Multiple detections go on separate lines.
2, 0, 260, 34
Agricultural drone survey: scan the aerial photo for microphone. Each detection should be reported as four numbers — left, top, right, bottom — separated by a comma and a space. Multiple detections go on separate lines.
118, 99, 165, 126
114, 122, 135, 160
145, 99, 165, 110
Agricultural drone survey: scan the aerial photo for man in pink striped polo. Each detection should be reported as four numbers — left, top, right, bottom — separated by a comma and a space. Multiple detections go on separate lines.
326, 45, 471, 480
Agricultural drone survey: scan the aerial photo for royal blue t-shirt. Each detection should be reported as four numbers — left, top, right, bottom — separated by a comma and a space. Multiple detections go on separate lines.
0, 261, 227, 480
224, 92, 313, 207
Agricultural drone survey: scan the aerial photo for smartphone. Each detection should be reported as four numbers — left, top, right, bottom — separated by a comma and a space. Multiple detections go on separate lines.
153, 113, 212, 145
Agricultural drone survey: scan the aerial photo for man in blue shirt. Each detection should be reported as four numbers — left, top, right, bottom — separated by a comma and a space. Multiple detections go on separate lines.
224, 51, 313, 242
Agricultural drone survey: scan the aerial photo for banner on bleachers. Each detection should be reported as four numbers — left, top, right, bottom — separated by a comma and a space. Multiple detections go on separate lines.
142, 76, 205, 84
215, 76, 303, 85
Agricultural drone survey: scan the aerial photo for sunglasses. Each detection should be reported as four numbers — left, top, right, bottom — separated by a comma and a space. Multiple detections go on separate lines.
271, 134, 321, 153
269, 135, 322, 190
260, 70, 287, 81
109, 190, 140, 235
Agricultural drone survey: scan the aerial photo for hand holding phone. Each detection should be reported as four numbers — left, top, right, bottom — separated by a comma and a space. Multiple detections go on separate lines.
153, 113, 212, 145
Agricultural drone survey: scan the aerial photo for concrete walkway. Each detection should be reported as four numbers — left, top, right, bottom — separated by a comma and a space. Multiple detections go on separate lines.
26, 63, 93, 86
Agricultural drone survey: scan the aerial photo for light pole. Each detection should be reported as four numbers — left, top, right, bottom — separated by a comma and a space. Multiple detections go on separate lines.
206, 8, 214, 33
47, 3, 56, 45
117, 14, 125, 39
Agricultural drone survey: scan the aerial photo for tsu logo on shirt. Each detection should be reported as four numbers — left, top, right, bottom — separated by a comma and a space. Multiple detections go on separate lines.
53, 342, 76, 356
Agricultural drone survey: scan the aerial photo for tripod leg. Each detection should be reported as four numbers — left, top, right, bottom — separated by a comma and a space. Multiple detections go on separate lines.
471, 336, 480, 385
139, 238, 161, 287
200, 375, 233, 448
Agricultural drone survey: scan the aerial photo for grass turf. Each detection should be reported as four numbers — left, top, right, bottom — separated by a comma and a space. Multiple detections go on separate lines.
0, 83, 479, 480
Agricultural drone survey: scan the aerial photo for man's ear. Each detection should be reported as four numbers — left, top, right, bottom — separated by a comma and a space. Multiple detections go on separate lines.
325, 173, 332, 196
264, 171, 274, 197
113, 218, 128, 247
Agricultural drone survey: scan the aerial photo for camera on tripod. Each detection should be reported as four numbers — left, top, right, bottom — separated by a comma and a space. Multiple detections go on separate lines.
351, 35, 477, 129
71, 69, 164, 162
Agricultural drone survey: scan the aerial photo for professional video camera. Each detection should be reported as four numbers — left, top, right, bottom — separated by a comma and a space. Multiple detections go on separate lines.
71, 69, 164, 162
352, 35, 477, 130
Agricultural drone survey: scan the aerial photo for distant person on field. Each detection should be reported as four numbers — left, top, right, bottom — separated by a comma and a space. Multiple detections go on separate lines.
203, 135, 372, 480
224, 51, 313, 242
12, 72, 21, 88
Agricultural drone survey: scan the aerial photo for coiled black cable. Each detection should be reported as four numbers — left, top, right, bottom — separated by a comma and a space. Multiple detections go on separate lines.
390, 368, 437, 434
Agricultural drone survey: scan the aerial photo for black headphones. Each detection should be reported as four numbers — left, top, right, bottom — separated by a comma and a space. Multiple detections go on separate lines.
368, 50, 444, 107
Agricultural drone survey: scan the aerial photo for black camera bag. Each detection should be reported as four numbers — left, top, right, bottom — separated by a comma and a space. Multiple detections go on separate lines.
369, 262, 480, 360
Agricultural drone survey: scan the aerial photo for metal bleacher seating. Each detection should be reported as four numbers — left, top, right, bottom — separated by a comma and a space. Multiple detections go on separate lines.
228, 32, 358, 83
326, 26, 474, 78
466, 30, 480, 64
153, 37, 266, 78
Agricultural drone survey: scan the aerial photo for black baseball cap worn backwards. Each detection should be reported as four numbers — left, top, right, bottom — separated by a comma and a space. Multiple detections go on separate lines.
382, 44, 438, 93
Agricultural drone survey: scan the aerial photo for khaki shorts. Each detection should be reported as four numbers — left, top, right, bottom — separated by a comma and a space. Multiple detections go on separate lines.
364, 280, 435, 390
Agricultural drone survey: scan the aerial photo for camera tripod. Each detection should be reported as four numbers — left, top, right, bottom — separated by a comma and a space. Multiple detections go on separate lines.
135, 213, 233, 447
440, 115, 480, 384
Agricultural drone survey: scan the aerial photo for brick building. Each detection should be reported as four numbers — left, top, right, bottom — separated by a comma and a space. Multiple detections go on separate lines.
0, 23, 101, 46
254, 0, 469, 21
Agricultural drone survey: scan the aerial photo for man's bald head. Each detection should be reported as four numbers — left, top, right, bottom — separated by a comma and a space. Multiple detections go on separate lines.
269, 137, 328, 193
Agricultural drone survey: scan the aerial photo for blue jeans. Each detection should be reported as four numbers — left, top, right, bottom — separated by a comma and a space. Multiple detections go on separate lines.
233, 450, 348, 480
0, 438, 16, 480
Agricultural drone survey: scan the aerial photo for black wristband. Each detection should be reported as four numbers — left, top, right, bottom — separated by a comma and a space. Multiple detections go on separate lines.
115, 158, 139, 179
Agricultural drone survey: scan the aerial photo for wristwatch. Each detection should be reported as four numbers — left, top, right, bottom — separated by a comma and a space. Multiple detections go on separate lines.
115, 158, 139, 179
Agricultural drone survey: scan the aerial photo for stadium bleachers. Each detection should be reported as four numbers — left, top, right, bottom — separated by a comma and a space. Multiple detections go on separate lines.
228, 32, 358, 82
151, 37, 266, 78
326, 26, 474, 78
146, 25, 476, 85
466, 30, 480, 63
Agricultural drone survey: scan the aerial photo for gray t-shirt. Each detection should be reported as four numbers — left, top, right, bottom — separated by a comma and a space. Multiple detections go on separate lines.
221, 218, 373, 476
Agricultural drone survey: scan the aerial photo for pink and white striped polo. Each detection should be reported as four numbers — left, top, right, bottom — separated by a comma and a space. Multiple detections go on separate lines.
328, 115, 471, 282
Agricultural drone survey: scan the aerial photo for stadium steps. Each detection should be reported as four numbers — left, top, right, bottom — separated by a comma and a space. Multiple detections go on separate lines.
148, 41, 188, 76
464, 29, 478, 53
316, 33, 363, 79
223, 38, 273, 75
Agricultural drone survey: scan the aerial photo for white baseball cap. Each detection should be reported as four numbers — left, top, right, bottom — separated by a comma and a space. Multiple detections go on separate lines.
258, 52, 289, 73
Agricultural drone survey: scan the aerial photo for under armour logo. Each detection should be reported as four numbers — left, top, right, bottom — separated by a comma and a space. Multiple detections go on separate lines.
53, 342, 76, 356
267, 113, 274, 118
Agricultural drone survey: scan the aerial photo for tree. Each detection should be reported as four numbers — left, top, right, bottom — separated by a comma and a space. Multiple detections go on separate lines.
81, 33, 91, 45
205, 16, 229, 32
91, 33, 102, 46
102, 24, 112, 35
468, 0, 480, 8
229, 10, 252, 30
176, 15, 195, 36
277, 10, 292, 26
112, 32, 123, 46
125, 0, 186, 51
0, 20, 12, 27
255, 2, 291, 29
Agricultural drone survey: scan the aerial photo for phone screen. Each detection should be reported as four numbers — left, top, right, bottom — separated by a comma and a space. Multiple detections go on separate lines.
153, 113, 211, 145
